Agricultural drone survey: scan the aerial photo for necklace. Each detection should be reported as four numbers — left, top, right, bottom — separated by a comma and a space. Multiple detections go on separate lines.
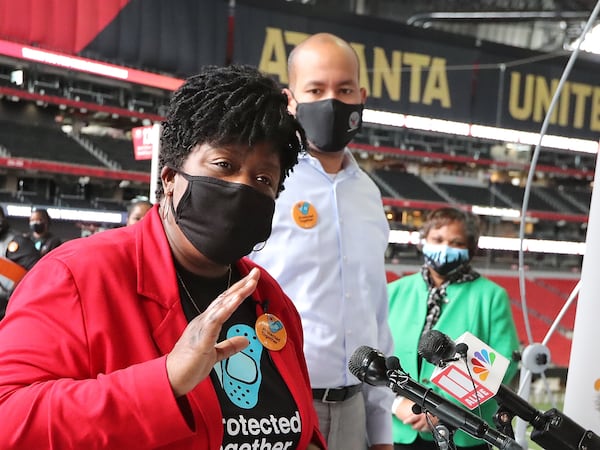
176, 265, 232, 315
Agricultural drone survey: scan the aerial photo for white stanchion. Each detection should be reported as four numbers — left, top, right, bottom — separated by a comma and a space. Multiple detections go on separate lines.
563, 150, 600, 433
148, 123, 162, 204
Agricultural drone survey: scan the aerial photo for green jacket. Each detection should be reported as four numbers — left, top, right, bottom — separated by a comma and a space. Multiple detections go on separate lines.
387, 272, 520, 447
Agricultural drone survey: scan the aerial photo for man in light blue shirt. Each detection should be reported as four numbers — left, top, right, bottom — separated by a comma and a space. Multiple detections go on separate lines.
249, 32, 394, 450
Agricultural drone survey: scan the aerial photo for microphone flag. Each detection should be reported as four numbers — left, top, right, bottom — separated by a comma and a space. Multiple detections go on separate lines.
430, 331, 510, 410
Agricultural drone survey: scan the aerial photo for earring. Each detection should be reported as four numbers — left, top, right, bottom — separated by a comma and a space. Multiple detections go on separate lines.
161, 195, 171, 220
252, 241, 267, 252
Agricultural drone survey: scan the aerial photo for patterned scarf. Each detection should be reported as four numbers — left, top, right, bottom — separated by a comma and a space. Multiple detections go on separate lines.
420, 263, 480, 338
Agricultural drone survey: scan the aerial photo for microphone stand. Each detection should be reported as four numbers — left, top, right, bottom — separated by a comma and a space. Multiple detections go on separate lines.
420, 334, 600, 450
348, 347, 520, 449
432, 420, 457, 450
492, 405, 516, 440
429, 355, 472, 450
385, 367, 521, 450
491, 384, 600, 450
411, 403, 457, 450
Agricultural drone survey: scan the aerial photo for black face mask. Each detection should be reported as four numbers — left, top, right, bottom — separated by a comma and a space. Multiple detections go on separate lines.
170, 173, 275, 265
30, 222, 46, 234
296, 98, 363, 152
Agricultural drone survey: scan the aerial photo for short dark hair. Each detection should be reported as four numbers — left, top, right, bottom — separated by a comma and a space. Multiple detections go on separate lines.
31, 208, 51, 224
156, 65, 305, 199
420, 207, 480, 258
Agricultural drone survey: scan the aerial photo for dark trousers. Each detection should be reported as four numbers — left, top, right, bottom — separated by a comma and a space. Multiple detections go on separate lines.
394, 436, 490, 450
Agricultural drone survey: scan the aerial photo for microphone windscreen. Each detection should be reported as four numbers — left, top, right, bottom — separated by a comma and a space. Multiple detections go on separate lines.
348, 345, 376, 381
418, 330, 455, 365
348, 345, 389, 386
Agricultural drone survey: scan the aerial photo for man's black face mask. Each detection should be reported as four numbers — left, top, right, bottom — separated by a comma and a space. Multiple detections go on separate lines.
296, 98, 363, 152
171, 173, 275, 265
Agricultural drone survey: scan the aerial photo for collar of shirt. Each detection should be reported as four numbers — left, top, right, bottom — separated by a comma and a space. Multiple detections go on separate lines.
300, 148, 360, 179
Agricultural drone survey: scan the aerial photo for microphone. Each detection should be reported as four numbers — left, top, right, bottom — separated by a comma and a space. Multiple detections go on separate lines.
347, 345, 388, 386
349, 346, 521, 450
418, 330, 542, 418
420, 331, 600, 450
420, 330, 511, 409
418, 330, 468, 367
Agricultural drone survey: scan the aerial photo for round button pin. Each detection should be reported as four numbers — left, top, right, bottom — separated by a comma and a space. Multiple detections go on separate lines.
292, 201, 318, 229
255, 313, 287, 351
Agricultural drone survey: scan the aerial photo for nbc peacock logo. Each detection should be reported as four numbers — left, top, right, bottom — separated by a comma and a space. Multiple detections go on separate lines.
471, 349, 496, 381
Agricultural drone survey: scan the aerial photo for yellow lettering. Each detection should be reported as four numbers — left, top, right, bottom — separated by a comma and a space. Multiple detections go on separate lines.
591, 87, 600, 131
256, 27, 600, 134
422, 57, 450, 107
372, 47, 401, 100
533, 76, 557, 123
258, 27, 289, 84
403, 53, 431, 103
509, 73, 600, 132
508, 72, 534, 120
350, 43, 370, 96
559, 81, 571, 127
284, 31, 309, 48
571, 82, 593, 129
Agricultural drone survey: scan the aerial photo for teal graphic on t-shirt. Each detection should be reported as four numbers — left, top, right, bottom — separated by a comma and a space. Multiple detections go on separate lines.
214, 324, 263, 409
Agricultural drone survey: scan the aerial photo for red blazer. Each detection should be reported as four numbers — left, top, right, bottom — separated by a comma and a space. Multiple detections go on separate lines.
0, 207, 324, 450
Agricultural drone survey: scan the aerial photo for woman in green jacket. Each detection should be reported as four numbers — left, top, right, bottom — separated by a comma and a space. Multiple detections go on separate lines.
388, 207, 519, 450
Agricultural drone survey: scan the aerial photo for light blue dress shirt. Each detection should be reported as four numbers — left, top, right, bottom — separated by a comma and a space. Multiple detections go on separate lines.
249, 149, 394, 445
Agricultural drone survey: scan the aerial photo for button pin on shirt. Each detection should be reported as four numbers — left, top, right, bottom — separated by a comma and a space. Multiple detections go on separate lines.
292, 201, 318, 229
255, 313, 287, 351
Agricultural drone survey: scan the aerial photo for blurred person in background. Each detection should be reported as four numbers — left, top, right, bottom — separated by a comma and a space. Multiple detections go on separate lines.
0, 65, 324, 450
387, 207, 519, 450
250, 32, 394, 450
0, 206, 39, 320
28, 208, 62, 256
126, 200, 153, 226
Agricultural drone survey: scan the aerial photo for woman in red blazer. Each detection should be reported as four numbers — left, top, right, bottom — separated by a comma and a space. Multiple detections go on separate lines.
0, 65, 325, 450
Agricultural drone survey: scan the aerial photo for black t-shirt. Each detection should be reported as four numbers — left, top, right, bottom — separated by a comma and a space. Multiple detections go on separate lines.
2, 231, 40, 270
32, 233, 62, 256
0, 229, 40, 319
177, 265, 301, 450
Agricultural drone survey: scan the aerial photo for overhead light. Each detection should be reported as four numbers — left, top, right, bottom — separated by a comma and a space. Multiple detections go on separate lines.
4, 204, 124, 225
10, 69, 24, 86
388, 229, 585, 255
569, 24, 600, 54
364, 108, 599, 154
471, 206, 520, 219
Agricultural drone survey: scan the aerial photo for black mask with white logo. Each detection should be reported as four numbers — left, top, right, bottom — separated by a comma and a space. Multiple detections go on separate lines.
296, 98, 363, 152
171, 173, 275, 265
